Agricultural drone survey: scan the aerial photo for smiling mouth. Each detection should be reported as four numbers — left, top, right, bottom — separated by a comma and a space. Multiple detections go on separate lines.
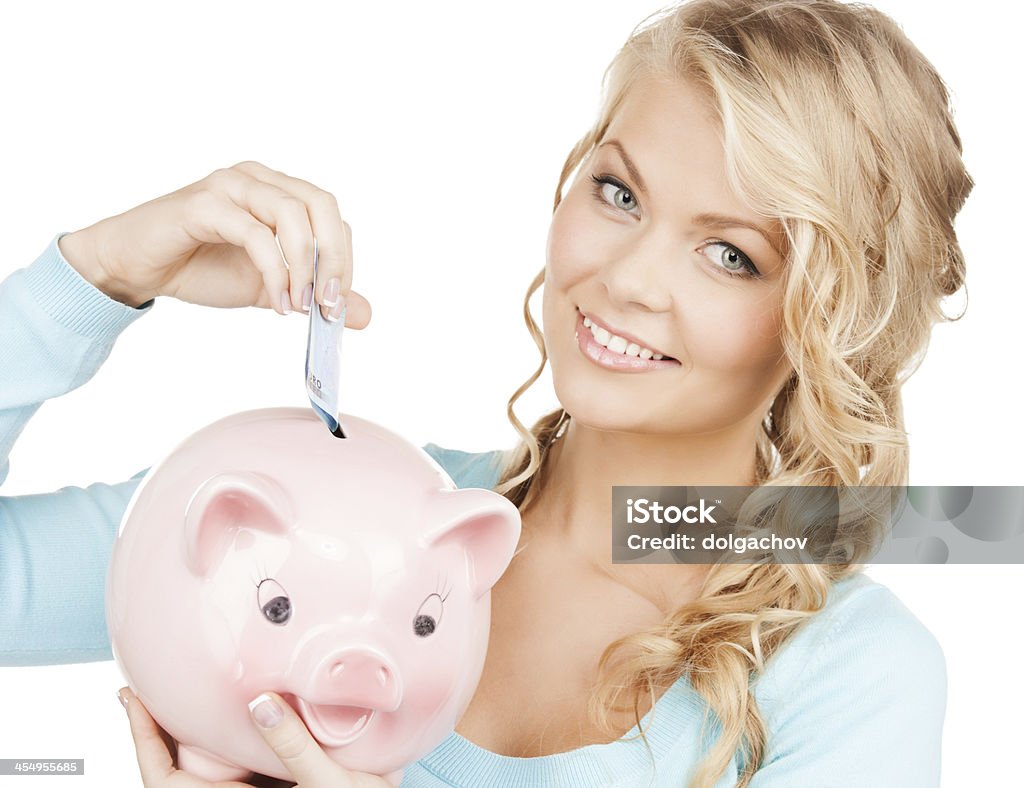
577, 307, 677, 362
574, 312, 681, 372
289, 695, 375, 747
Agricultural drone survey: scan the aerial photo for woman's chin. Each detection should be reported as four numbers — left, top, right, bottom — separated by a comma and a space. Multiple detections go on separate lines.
552, 399, 660, 436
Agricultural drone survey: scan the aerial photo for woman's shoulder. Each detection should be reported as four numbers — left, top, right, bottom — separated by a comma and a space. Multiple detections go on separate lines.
749, 573, 946, 769
759, 571, 945, 695
747, 571, 946, 783
421, 443, 507, 490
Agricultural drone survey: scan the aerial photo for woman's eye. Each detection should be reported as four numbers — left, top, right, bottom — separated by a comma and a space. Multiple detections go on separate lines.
703, 242, 761, 279
590, 175, 638, 213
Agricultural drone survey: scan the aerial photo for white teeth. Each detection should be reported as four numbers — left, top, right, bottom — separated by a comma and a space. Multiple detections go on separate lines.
582, 313, 666, 360
607, 335, 628, 354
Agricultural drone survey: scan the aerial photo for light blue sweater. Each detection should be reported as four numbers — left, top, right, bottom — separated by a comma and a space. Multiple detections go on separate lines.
1, 234, 945, 786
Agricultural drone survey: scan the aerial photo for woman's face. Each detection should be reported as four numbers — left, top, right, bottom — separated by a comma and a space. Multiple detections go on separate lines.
543, 73, 793, 437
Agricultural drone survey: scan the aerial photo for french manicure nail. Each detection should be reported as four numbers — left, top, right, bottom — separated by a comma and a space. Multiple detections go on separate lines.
301, 283, 313, 313
327, 294, 346, 323
280, 290, 292, 315
322, 277, 341, 307
248, 694, 283, 728
117, 688, 129, 710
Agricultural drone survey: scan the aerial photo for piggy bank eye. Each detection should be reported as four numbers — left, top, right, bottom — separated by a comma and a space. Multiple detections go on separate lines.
414, 592, 444, 637
257, 578, 292, 625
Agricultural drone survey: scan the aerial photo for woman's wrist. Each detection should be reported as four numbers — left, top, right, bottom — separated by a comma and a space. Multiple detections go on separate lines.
58, 227, 149, 309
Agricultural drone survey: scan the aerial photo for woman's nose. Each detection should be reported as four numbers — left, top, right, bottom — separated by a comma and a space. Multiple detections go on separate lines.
599, 231, 674, 312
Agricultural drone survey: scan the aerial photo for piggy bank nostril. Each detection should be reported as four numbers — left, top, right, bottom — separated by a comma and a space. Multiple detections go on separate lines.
328, 660, 391, 687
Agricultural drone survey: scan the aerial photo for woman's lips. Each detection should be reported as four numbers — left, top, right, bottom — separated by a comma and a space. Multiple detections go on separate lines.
575, 310, 680, 372
580, 309, 674, 359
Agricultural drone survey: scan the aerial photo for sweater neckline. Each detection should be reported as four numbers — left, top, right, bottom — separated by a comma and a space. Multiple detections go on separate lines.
415, 672, 709, 783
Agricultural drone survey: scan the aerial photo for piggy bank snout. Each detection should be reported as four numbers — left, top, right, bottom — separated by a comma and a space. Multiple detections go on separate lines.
313, 647, 403, 712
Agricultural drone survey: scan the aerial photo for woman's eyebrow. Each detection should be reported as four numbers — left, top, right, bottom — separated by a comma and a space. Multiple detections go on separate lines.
598, 139, 648, 194
599, 138, 782, 257
692, 213, 784, 257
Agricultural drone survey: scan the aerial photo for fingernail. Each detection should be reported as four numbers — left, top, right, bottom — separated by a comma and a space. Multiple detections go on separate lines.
322, 277, 341, 307
248, 694, 283, 728
301, 283, 313, 313
326, 294, 346, 323
117, 688, 130, 710
280, 290, 292, 315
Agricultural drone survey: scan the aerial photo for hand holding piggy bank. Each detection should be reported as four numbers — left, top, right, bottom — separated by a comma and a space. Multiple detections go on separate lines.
106, 408, 521, 785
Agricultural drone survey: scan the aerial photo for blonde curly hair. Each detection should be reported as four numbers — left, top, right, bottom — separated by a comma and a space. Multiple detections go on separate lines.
489, 0, 973, 785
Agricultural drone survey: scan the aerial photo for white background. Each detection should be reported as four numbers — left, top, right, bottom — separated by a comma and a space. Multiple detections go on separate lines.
0, 1, 1020, 786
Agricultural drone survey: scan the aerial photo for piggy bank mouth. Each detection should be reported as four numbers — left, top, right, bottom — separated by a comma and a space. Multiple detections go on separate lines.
289, 695, 375, 748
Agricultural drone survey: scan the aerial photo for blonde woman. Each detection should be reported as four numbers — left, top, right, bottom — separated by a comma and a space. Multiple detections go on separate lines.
0, 0, 970, 785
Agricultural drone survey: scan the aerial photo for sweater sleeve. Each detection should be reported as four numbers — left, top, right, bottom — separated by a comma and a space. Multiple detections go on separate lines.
746, 580, 946, 788
0, 233, 154, 666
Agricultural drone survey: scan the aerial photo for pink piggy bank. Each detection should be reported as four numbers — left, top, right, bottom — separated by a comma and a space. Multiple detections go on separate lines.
105, 407, 521, 785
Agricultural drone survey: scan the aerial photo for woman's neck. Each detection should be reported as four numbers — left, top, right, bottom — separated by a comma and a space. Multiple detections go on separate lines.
538, 416, 761, 528
521, 417, 761, 609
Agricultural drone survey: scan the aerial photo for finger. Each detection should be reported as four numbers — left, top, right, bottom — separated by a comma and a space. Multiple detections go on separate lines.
119, 686, 176, 785
341, 288, 372, 330
319, 221, 353, 323
229, 162, 352, 313
204, 167, 316, 313
182, 190, 291, 314
248, 692, 360, 788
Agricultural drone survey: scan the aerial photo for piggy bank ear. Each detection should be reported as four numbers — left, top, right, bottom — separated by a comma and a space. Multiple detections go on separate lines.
184, 471, 293, 578
421, 489, 522, 600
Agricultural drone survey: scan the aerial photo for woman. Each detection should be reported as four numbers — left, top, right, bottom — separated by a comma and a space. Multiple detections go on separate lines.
0, 0, 971, 785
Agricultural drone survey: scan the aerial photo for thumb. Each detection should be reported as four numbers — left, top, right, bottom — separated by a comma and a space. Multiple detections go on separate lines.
248, 692, 350, 787
340, 288, 372, 330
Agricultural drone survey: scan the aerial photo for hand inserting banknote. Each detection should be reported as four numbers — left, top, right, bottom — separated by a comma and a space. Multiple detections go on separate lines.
305, 238, 347, 438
